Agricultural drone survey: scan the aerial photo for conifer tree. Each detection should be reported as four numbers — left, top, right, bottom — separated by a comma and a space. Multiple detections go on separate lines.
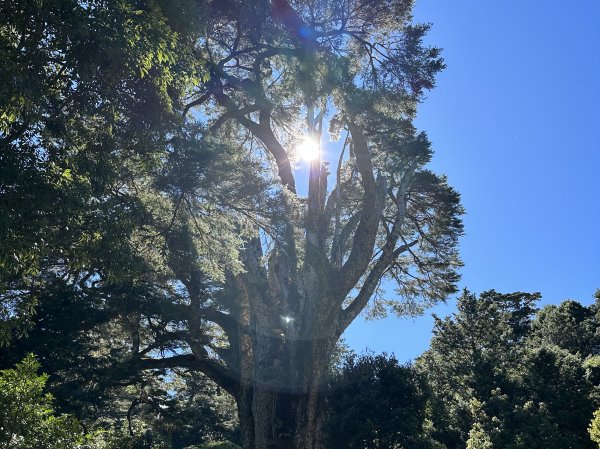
2, 2, 463, 447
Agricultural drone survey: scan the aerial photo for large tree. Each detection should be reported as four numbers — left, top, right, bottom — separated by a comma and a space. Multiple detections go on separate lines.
138, 1, 463, 448
2, 1, 463, 448
0, 0, 205, 343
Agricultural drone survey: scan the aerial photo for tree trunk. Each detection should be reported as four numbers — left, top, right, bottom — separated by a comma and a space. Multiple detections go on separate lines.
219, 228, 335, 449
235, 332, 333, 449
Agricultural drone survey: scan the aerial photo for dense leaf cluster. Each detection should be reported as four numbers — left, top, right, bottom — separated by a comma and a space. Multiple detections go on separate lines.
0, 0, 205, 343
417, 290, 600, 449
0, 354, 86, 449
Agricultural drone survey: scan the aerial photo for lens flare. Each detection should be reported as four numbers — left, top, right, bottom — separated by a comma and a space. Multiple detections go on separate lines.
297, 136, 319, 162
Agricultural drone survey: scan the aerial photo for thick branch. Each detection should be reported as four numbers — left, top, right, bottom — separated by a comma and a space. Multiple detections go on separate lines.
209, 103, 262, 132
336, 182, 413, 332
200, 306, 241, 340
330, 211, 361, 267
337, 238, 418, 335
182, 91, 213, 116
335, 122, 385, 297
135, 354, 239, 396
213, 89, 296, 193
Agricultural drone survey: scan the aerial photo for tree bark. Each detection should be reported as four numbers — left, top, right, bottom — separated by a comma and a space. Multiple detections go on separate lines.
227, 236, 334, 449
235, 333, 333, 449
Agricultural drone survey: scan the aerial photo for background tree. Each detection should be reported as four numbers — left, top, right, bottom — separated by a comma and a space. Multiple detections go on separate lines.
0, 354, 88, 449
517, 345, 594, 448
326, 353, 442, 449
528, 299, 600, 357
419, 290, 598, 449
417, 290, 539, 448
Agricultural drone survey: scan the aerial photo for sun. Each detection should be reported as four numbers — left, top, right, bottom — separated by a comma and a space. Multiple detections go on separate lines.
297, 136, 319, 162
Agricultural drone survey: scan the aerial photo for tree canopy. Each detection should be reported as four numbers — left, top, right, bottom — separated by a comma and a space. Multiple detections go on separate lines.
0, 0, 205, 343
2, 1, 465, 447
3, 1, 600, 447
417, 290, 599, 449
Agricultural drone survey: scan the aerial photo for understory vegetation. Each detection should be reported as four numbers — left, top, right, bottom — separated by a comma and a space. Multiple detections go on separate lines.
2, 289, 600, 448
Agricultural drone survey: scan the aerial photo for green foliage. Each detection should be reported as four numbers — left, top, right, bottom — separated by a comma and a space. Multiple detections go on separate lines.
529, 300, 600, 356
465, 399, 494, 449
326, 353, 441, 449
0, 279, 240, 448
518, 346, 594, 448
8, 2, 596, 448
0, 0, 206, 345
417, 290, 538, 447
93, 427, 172, 449
589, 410, 600, 448
418, 290, 598, 449
0, 354, 87, 449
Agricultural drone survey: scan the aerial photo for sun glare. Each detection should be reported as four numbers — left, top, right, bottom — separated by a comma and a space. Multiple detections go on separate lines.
297, 136, 319, 162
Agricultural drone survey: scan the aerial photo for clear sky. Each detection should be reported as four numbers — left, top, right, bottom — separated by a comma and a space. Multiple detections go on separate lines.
343, 0, 600, 362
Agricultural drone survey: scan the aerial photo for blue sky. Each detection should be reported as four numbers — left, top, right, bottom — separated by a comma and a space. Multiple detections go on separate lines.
343, 0, 600, 362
